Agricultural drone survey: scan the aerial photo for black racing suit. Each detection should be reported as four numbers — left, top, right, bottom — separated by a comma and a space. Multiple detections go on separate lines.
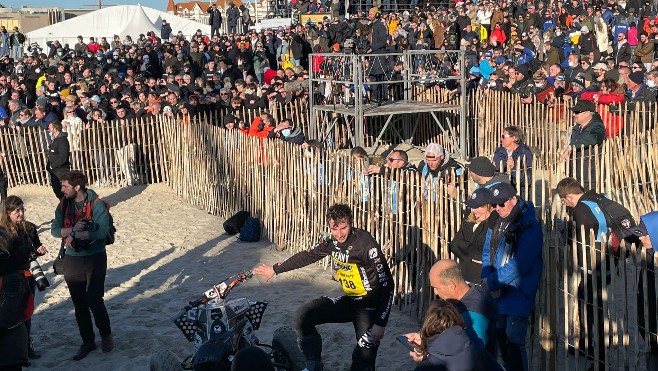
272, 228, 394, 371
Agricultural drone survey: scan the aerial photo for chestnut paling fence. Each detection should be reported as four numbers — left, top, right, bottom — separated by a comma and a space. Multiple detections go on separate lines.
0, 91, 657, 370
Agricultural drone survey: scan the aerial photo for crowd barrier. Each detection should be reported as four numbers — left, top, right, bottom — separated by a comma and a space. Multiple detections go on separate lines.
1, 90, 657, 370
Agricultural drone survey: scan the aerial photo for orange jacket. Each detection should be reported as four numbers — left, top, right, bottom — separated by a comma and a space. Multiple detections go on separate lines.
247, 117, 275, 138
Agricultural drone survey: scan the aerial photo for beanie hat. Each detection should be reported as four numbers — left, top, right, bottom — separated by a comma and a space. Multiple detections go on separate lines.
628, 71, 645, 85
468, 156, 496, 177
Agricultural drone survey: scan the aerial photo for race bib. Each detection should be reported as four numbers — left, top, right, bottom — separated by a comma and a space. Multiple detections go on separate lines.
332, 258, 367, 297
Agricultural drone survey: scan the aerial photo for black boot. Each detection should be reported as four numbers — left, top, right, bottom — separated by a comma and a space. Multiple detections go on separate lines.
28, 337, 41, 359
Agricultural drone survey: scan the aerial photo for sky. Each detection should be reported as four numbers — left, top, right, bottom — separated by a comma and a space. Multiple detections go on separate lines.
2, 1, 168, 11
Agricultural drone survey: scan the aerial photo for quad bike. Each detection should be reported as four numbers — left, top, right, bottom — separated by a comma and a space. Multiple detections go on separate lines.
149, 270, 307, 371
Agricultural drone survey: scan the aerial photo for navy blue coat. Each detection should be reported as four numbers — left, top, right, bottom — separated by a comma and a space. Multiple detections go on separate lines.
482, 200, 543, 317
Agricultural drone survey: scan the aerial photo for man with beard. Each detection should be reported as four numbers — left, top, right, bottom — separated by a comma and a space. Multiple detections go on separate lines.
50, 170, 113, 360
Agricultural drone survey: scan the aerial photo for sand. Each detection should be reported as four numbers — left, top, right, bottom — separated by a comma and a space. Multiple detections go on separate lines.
18, 184, 420, 371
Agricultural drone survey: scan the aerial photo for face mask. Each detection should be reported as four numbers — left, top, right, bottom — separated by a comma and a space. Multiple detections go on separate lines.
113, 55, 119, 59
97, 56, 103, 61
107, 59, 112, 64
647, 80, 656, 88
535, 82, 544, 87
120, 58, 126, 63
48, 132, 54, 140
87, 54, 92, 58
568, 61, 577, 68
556, 31, 562, 36
281, 128, 291, 137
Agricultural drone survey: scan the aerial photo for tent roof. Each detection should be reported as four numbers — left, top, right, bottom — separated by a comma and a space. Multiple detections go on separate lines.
27, 5, 211, 47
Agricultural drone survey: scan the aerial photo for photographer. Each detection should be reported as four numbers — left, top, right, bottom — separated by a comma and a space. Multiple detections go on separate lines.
1, 195, 48, 360
50, 170, 113, 361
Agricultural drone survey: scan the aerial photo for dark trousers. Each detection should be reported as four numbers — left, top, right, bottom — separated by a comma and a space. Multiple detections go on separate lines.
24, 276, 36, 336
294, 296, 381, 371
49, 170, 64, 200
0, 174, 7, 201
211, 25, 221, 37
577, 273, 609, 364
63, 252, 111, 344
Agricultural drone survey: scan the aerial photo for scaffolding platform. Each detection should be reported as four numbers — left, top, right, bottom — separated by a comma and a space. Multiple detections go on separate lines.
308, 49, 468, 157
313, 100, 461, 117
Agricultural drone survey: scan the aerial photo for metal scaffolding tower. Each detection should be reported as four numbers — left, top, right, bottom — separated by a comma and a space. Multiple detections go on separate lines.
308, 49, 468, 159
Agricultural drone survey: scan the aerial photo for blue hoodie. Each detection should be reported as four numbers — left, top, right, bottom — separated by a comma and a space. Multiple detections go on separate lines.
482, 200, 543, 317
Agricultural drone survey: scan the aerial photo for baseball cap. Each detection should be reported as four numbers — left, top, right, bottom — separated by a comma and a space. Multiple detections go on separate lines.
465, 188, 494, 208
489, 182, 517, 204
593, 62, 608, 71
424, 143, 445, 158
495, 56, 506, 65
570, 100, 596, 113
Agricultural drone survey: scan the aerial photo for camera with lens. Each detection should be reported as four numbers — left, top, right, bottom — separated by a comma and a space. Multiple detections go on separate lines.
29, 259, 50, 291
70, 219, 98, 252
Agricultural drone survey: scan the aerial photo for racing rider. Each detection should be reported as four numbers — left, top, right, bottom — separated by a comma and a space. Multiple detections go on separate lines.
253, 204, 394, 371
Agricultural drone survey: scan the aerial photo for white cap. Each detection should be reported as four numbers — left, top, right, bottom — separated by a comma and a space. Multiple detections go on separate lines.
424, 143, 445, 157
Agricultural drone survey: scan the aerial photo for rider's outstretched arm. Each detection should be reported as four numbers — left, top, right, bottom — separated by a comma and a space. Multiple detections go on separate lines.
272, 241, 332, 275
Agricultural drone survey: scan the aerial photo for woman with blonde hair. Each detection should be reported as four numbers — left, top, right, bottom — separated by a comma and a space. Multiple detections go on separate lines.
0, 195, 48, 360
450, 188, 496, 283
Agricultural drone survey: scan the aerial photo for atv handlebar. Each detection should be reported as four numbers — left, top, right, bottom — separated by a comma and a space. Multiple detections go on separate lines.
185, 270, 253, 310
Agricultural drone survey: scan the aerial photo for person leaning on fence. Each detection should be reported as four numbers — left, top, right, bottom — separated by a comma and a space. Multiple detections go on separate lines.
627, 211, 658, 370
492, 126, 533, 200
464, 156, 511, 193
481, 182, 543, 371
560, 100, 605, 192
556, 176, 638, 367
451, 188, 497, 284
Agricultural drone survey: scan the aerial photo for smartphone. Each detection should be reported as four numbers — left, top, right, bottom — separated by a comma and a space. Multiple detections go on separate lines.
363, 156, 370, 168
396, 335, 416, 352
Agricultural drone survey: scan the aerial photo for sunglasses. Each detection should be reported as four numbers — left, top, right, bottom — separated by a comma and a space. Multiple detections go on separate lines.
572, 111, 583, 115
387, 158, 403, 162
491, 201, 507, 208
501, 134, 513, 139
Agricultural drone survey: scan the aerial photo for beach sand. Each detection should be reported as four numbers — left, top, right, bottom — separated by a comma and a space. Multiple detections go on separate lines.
19, 183, 419, 371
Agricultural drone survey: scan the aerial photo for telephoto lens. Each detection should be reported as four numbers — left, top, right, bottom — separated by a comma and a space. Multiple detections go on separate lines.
29, 260, 50, 291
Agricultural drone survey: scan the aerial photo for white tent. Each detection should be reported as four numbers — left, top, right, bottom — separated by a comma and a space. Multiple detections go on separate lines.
27, 5, 211, 49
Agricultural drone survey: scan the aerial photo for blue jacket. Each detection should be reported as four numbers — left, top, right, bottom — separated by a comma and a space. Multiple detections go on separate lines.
641, 211, 658, 251
482, 200, 543, 317
492, 144, 533, 193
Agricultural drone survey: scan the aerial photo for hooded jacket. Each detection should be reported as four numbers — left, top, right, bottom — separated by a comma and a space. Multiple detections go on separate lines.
419, 325, 502, 371
482, 200, 543, 317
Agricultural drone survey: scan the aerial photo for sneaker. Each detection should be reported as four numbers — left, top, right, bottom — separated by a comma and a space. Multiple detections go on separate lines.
101, 335, 114, 353
73, 342, 97, 361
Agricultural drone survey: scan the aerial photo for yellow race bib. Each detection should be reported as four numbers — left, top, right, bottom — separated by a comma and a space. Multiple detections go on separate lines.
332, 258, 367, 297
